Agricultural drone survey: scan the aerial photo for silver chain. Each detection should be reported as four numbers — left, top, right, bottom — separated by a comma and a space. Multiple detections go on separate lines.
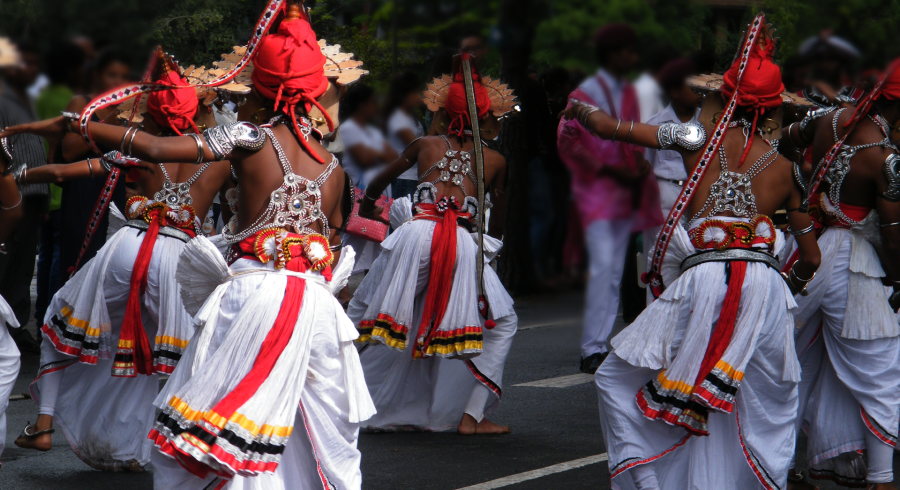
690, 144, 779, 225
223, 126, 338, 244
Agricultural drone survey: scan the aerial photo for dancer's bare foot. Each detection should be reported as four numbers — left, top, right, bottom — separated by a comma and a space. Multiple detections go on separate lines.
457, 414, 511, 435
14, 414, 54, 451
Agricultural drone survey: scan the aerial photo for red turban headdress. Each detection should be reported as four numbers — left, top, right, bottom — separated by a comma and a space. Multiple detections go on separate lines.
252, 4, 332, 163
721, 38, 785, 166
146, 70, 199, 136
875, 58, 900, 102
444, 53, 491, 137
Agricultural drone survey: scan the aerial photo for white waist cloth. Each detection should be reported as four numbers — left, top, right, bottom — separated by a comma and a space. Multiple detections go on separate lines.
0, 296, 21, 467
597, 221, 799, 490
348, 205, 517, 430
30, 204, 193, 470
792, 226, 900, 485
151, 236, 374, 489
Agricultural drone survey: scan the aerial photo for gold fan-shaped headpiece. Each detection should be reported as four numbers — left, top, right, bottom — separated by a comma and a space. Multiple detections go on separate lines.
423, 73, 518, 138
211, 39, 368, 133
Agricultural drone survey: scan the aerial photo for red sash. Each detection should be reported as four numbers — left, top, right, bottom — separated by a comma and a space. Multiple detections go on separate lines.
114, 205, 197, 377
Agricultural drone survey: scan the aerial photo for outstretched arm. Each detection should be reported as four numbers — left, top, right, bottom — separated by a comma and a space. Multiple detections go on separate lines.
358, 139, 420, 221
559, 100, 705, 164
0, 116, 221, 164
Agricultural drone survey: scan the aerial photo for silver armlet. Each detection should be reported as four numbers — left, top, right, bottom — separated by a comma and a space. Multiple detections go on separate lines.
793, 162, 810, 212
799, 106, 833, 133
0, 136, 12, 162
657, 122, 707, 151
789, 224, 815, 236
883, 153, 900, 202
203, 122, 266, 161
834, 94, 855, 105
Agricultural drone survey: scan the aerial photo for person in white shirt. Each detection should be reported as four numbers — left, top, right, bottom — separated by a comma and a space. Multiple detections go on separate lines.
642, 58, 703, 304
385, 71, 425, 199
633, 45, 677, 123
339, 84, 398, 190
339, 84, 399, 276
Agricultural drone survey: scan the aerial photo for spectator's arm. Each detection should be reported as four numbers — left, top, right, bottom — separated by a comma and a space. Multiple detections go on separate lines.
0, 158, 23, 244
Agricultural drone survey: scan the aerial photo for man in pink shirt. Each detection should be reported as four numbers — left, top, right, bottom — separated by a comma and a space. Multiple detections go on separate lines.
558, 24, 663, 374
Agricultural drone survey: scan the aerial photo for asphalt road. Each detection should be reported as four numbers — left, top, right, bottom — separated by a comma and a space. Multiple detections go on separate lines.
2, 288, 898, 489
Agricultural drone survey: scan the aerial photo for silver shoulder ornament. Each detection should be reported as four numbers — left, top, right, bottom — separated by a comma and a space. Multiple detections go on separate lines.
883, 153, 900, 202
1, 137, 12, 163
799, 106, 835, 133
203, 122, 267, 161
657, 121, 707, 151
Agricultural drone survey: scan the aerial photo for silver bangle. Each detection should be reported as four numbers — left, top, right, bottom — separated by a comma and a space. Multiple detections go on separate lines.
611, 120, 622, 141
789, 224, 815, 236
188, 133, 205, 163
881, 221, 900, 228
790, 264, 817, 283
364, 187, 380, 201
1, 192, 21, 211
87, 158, 94, 179
626, 121, 635, 144
119, 127, 137, 155
126, 129, 138, 156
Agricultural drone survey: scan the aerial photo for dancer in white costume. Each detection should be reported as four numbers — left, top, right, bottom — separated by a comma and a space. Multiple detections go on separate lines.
0, 133, 24, 468
782, 60, 900, 490
0, 39, 24, 469
349, 53, 518, 435
10, 53, 232, 471
564, 18, 822, 490
3, 4, 373, 489
2, 4, 374, 486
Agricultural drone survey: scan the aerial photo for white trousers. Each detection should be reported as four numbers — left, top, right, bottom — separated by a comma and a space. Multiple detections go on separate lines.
0, 324, 20, 465
582, 218, 633, 357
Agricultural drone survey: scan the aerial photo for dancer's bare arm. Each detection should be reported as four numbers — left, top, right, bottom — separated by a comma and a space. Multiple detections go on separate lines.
0, 116, 226, 165
358, 139, 420, 222
784, 184, 822, 294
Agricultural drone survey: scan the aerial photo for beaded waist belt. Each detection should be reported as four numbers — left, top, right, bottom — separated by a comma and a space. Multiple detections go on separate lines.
680, 248, 780, 274
126, 219, 193, 243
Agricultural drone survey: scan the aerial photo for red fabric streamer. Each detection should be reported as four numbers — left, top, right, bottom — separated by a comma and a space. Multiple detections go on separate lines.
115, 207, 165, 377
693, 261, 747, 387
204, 233, 312, 425
252, 8, 332, 163
414, 201, 463, 356
445, 53, 491, 137
146, 71, 200, 136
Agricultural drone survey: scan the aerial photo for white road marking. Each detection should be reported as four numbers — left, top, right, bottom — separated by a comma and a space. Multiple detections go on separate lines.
455, 453, 608, 490
8, 393, 29, 401
517, 317, 581, 331
513, 373, 594, 388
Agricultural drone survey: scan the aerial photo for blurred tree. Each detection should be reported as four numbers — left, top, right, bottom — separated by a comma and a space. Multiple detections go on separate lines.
532, 0, 713, 72
761, 0, 900, 68
147, 0, 257, 67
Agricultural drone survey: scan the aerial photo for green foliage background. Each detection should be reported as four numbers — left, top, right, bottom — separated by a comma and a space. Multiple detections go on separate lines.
0, 0, 898, 87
